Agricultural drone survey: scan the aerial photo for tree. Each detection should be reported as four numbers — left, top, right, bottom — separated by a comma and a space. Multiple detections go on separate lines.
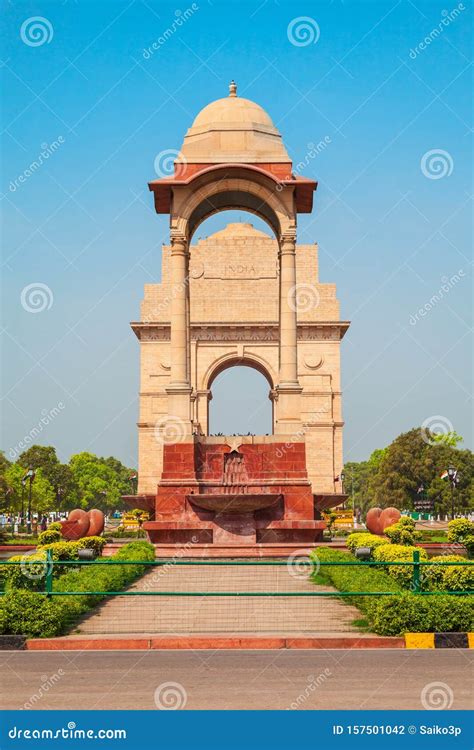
18, 445, 77, 509
345, 428, 473, 516
345, 448, 387, 514
0, 452, 12, 512
4, 463, 56, 516
69, 452, 133, 513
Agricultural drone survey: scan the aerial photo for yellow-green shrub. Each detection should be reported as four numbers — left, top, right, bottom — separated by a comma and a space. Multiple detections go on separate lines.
76, 536, 106, 556
423, 555, 466, 590
37, 529, 61, 546
373, 543, 428, 587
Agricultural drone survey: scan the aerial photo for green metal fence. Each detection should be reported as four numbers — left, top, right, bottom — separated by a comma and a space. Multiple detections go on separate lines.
1, 551, 472, 635
1, 550, 472, 597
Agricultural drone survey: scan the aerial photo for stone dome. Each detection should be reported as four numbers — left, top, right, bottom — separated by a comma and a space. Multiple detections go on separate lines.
178, 81, 291, 165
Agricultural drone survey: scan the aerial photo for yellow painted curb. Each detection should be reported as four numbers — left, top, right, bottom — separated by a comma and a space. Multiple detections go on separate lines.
468, 633, 474, 648
405, 633, 434, 649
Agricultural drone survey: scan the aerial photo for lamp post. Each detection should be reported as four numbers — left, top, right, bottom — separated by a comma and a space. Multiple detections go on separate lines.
21, 475, 27, 526
340, 471, 345, 509
24, 468, 36, 534
129, 473, 138, 496
447, 465, 457, 520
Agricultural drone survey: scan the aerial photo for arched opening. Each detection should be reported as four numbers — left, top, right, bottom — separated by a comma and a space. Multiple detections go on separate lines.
187, 190, 280, 242
208, 364, 273, 436
191, 209, 272, 242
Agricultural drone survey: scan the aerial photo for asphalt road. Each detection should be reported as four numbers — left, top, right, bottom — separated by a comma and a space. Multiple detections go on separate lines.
0, 649, 472, 711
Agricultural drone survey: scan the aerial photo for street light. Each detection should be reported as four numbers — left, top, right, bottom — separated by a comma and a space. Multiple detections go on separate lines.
23, 468, 36, 534
21, 475, 27, 526
129, 473, 138, 496
447, 465, 458, 520
340, 471, 345, 509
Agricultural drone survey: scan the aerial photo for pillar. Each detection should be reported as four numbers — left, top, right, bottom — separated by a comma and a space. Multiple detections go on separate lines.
275, 232, 302, 434
165, 233, 193, 430
279, 233, 299, 387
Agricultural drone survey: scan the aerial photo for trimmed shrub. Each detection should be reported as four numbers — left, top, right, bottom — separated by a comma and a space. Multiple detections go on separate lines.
3, 552, 49, 592
373, 543, 428, 587
47, 522, 63, 532
38, 529, 61, 546
443, 564, 474, 592
0, 541, 155, 638
369, 593, 474, 636
38, 541, 80, 561
423, 555, 467, 590
384, 517, 421, 546
0, 591, 69, 638
77, 536, 106, 556
345, 532, 387, 555
448, 518, 474, 558
310, 547, 473, 635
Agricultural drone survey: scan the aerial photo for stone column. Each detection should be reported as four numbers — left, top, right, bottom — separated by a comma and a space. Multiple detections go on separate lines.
275, 233, 302, 434
169, 234, 189, 387
166, 233, 192, 428
279, 233, 299, 387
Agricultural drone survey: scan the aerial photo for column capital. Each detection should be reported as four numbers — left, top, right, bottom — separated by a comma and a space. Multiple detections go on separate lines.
170, 233, 188, 254
279, 233, 296, 253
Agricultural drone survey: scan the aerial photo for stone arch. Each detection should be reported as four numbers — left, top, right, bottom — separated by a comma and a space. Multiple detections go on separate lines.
204, 354, 276, 435
172, 167, 295, 242
203, 351, 276, 391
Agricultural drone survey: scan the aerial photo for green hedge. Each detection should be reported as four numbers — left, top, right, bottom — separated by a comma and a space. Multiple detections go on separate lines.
0, 541, 155, 638
37, 529, 61, 546
423, 555, 473, 592
310, 547, 473, 636
372, 543, 428, 587
448, 519, 474, 557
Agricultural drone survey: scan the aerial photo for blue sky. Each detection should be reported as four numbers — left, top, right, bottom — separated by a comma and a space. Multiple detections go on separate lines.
1, 0, 472, 468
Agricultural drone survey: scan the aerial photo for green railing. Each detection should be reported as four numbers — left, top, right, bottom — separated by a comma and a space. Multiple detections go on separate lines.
0, 550, 472, 598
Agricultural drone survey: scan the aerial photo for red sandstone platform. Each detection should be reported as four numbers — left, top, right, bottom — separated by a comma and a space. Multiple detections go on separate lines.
102, 542, 322, 558
26, 635, 405, 650
142, 440, 333, 547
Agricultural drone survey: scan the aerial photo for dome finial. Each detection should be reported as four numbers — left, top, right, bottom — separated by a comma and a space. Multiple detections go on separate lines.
229, 80, 237, 97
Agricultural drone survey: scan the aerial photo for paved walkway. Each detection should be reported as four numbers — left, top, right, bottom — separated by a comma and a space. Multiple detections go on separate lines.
72, 563, 368, 637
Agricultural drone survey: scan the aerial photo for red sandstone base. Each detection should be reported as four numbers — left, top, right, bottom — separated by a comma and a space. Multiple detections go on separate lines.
142, 440, 329, 547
